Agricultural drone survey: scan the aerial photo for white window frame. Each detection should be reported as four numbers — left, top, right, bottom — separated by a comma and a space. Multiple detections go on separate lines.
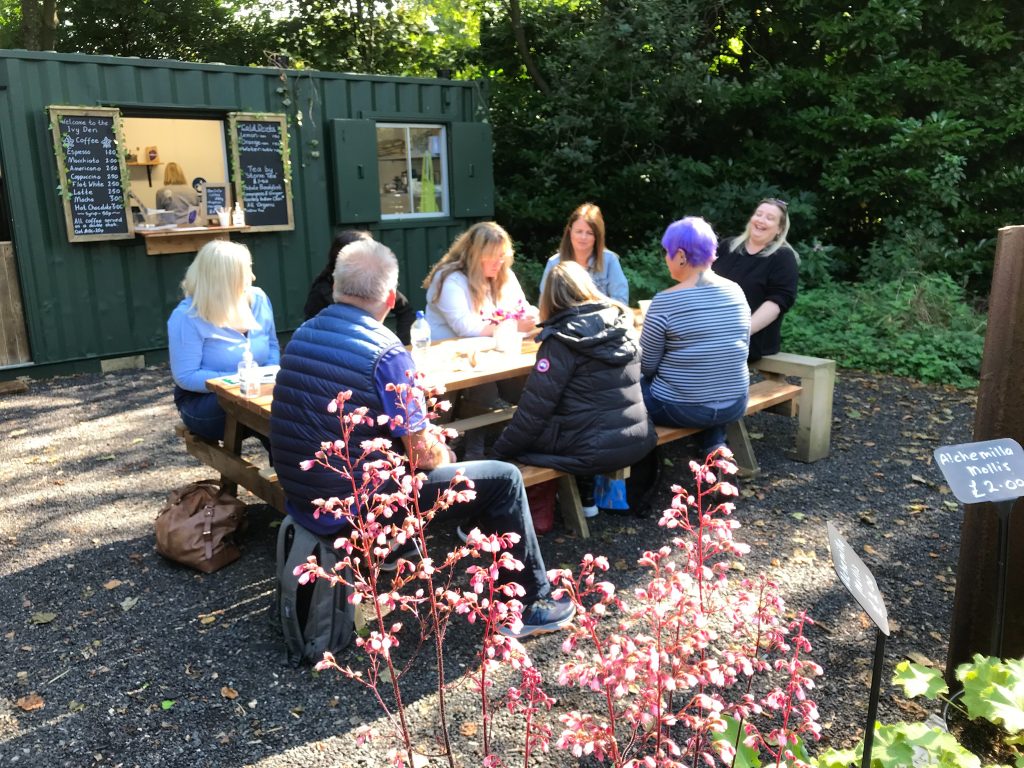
377, 123, 449, 220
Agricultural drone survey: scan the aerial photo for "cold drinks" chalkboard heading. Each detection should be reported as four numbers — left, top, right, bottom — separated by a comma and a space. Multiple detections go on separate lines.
228, 113, 293, 232
49, 106, 134, 242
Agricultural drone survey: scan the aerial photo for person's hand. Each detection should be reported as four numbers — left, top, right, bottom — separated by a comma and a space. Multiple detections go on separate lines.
517, 315, 537, 333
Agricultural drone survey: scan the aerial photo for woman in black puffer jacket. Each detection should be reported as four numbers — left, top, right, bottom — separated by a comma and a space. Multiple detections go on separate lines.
492, 261, 656, 484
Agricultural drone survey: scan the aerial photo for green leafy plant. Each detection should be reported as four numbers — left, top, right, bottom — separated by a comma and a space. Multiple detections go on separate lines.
783, 274, 985, 388
815, 654, 1024, 768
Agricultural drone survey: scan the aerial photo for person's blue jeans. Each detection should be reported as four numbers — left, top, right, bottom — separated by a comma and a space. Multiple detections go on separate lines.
641, 378, 747, 456
421, 460, 551, 605
174, 387, 271, 456
288, 459, 551, 605
175, 389, 226, 442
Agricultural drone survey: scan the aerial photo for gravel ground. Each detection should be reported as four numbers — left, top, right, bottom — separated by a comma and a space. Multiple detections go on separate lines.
0, 366, 975, 767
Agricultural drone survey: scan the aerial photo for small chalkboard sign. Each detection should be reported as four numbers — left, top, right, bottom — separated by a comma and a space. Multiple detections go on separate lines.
201, 183, 229, 221
933, 438, 1024, 505
228, 113, 293, 232
48, 106, 133, 242
826, 521, 889, 635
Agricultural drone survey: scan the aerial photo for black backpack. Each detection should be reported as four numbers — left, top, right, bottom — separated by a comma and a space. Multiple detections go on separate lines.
275, 515, 355, 666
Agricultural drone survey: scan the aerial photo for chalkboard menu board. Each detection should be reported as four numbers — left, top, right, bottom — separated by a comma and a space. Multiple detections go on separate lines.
228, 113, 294, 232
202, 183, 229, 220
48, 106, 133, 242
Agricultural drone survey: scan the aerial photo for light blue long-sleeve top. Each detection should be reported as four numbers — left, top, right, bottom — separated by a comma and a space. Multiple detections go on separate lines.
167, 287, 280, 392
538, 249, 629, 305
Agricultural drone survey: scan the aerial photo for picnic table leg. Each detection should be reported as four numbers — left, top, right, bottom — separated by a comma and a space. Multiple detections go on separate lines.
557, 475, 590, 539
220, 415, 243, 497
792, 361, 836, 463
726, 418, 760, 478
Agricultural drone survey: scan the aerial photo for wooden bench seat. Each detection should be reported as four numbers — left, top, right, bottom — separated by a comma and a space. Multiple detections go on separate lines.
514, 378, 804, 539
174, 423, 286, 512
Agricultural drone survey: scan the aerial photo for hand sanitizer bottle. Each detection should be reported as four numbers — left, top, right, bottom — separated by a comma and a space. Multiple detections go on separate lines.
237, 341, 259, 398
232, 202, 245, 227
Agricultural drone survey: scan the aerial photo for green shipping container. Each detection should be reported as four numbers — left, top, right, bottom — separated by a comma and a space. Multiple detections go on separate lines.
0, 50, 494, 378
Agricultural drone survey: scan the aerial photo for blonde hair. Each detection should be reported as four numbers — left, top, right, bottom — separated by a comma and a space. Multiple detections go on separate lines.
423, 222, 513, 313
558, 202, 606, 273
729, 198, 794, 258
539, 261, 606, 321
181, 240, 258, 330
163, 162, 187, 186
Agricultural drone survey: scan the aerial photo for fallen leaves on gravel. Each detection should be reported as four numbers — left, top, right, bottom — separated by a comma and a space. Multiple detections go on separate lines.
16, 693, 44, 712
103, 579, 122, 590
220, 686, 238, 700
29, 612, 56, 625
460, 721, 478, 737
119, 597, 139, 612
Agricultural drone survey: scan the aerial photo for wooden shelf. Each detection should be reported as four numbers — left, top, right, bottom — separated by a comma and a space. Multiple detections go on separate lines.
127, 160, 161, 186
137, 225, 249, 255
126, 160, 160, 166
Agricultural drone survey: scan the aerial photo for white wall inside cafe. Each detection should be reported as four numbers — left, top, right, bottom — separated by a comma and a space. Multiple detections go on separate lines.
123, 117, 228, 209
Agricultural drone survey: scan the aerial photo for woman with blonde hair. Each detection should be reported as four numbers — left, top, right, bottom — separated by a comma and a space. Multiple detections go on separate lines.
538, 202, 628, 304
156, 161, 200, 224
493, 260, 655, 518
711, 198, 798, 361
168, 240, 279, 441
423, 221, 537, 341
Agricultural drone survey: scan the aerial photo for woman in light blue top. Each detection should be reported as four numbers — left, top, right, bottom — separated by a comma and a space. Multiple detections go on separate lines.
168, 240, 279, 442
538, 202, 628, 305
639, 216, 750, 456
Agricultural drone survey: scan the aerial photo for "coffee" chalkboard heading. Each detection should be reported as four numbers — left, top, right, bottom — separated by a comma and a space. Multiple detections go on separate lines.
934, 437, 1024, 504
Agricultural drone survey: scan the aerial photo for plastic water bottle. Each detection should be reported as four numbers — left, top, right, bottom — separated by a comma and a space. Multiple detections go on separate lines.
237, 341, 260, 398
410, 311, 431, 366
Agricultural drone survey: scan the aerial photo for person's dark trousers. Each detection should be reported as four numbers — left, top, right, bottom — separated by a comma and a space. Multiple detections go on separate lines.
391, 291, 416, 346
421, 460, 550, 605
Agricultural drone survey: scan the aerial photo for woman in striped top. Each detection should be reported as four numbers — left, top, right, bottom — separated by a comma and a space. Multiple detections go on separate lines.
639, 217, 752, 457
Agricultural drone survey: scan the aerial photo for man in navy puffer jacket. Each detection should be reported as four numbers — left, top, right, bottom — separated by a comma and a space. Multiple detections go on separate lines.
270, 238, 573, 639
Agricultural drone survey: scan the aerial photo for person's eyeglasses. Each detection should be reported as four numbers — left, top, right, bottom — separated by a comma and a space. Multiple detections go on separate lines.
766, 198, 788, 210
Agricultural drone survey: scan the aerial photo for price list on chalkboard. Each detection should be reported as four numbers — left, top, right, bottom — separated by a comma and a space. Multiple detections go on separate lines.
231, 114, 293, 231
49, 107, 133, 242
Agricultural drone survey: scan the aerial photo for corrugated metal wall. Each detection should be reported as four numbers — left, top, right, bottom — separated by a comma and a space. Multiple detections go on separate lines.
0, 51, 488, 370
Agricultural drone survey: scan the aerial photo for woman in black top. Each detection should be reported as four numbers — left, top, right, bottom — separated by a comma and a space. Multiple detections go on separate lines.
304, 229, 415, 344
711, 199, 798, 361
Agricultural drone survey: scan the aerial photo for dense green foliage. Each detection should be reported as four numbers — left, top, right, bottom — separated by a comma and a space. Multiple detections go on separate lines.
782, 275, 985, 388
3, 0, 1011, 385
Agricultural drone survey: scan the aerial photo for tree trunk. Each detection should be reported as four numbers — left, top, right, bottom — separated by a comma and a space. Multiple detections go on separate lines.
40, 0, 58, 51
504, 0, 550, 96
20, 0, 41, 50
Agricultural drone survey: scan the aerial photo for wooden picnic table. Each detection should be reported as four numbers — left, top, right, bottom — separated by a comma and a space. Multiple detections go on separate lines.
177, 337, 543, 511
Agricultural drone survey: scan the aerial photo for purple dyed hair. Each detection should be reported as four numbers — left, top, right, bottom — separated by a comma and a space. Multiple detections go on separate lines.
661, 217, 718, 267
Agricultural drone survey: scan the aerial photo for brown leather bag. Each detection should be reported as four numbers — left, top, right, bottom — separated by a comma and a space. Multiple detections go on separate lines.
155, 480, 247, 573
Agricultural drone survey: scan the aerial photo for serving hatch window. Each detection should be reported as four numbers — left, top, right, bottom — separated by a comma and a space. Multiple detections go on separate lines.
377, 123, 448, 218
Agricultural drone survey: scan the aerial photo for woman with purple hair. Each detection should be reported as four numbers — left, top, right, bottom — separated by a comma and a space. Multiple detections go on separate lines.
638, 217, 752, 457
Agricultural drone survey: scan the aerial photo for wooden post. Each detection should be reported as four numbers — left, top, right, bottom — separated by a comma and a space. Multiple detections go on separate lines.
947, 225, 1024, 681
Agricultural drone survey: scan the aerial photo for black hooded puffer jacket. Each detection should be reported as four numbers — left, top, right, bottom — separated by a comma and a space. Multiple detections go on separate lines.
492, 301, 656, 474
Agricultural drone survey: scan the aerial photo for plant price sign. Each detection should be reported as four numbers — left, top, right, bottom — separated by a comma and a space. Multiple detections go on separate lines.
933, 437, 1024, 504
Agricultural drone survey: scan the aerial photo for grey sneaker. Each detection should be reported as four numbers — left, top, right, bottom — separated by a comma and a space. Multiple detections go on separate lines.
499, 596, 575, 638
379, 539, 422, 572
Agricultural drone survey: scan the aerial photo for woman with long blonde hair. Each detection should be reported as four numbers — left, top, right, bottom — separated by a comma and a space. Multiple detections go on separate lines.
155, 161, 200, 225
423, 221, 537, 341
168, 240, 279, 442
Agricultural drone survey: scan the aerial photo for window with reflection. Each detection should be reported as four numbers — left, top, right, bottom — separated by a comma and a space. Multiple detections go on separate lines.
377, 124, 448, 218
